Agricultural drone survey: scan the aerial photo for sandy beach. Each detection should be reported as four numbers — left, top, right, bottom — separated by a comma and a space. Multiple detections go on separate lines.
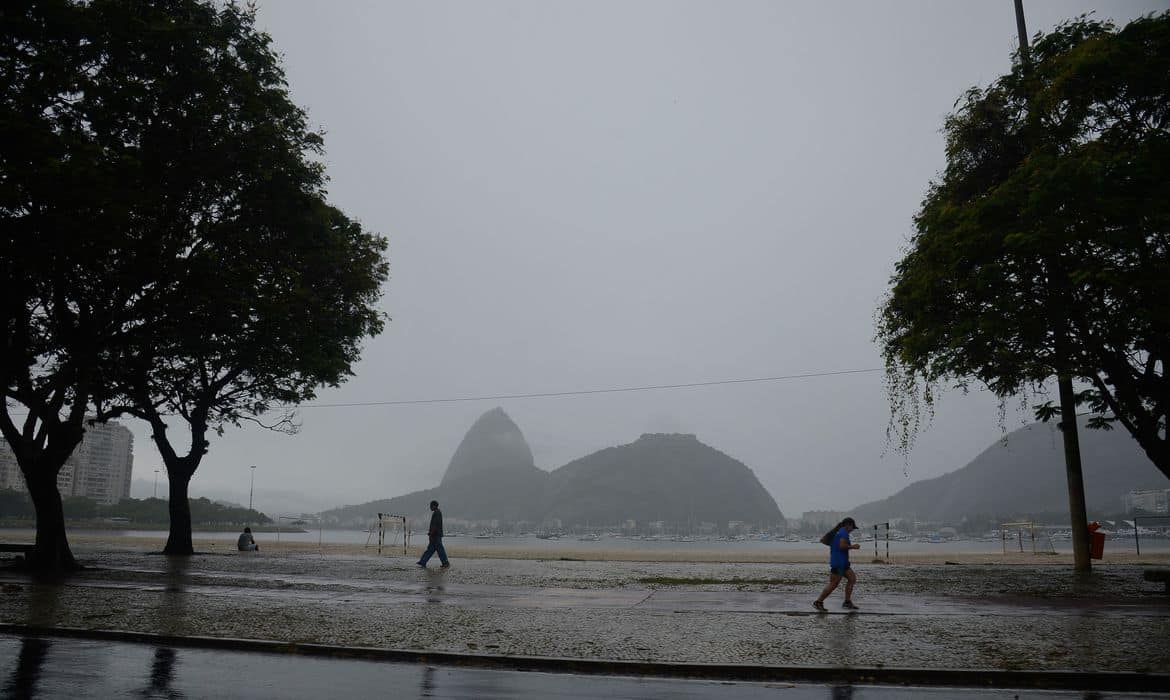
55, 531, 1170, 567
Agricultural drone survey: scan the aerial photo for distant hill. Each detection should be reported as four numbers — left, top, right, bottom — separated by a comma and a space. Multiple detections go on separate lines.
322, 407, 547, 525
851, 418, 1167, 523
540, 432, 783, 527
319, 408, 783, 529
441, 407, 538, 485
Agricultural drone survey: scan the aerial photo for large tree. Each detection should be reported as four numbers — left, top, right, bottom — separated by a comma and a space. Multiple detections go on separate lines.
2, 0, 167, 571
2, 0, 388, 565
109, 194, 386, 555
878, 13, 1169, 568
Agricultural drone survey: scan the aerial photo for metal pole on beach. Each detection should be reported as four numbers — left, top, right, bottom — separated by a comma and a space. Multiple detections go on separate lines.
248, 465, 256, 512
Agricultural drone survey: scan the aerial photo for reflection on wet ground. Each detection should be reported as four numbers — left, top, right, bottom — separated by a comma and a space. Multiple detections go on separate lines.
2, 637, 51, 699
1, 634, 1166, 700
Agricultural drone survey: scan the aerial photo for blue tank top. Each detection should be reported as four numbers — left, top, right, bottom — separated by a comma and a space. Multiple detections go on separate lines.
829, 527, 851, 568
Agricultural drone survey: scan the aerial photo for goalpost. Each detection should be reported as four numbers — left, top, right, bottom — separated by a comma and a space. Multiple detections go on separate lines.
1001, 521, 1055, 555
367, 512, 409, 556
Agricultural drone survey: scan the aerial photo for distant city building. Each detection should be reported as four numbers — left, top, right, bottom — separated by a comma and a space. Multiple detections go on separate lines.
0, 447, 20, 491
1122, 489, 1169, 515
0, 420, 134, 505
801, 510, 845, 530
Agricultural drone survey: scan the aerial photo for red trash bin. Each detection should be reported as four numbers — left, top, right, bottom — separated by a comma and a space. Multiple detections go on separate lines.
1088, 521, 1105, 559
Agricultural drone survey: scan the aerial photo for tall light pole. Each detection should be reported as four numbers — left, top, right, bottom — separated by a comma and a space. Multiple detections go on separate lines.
1011, 0, 1089, 571
248, 465, 256, 512
153, 469, 159, 499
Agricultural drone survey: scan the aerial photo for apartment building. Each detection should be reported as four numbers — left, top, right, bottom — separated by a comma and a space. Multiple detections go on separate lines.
0, 420, 134, 505
1122, 488, 1170, 515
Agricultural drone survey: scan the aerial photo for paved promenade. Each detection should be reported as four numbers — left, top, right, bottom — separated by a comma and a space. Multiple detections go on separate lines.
1, 546, 1168, 693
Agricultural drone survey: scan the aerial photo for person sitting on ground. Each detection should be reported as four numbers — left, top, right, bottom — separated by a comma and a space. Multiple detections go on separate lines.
237, 526, 259, 552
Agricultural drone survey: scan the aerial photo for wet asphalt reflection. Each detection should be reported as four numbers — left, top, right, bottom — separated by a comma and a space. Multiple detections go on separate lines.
1, 635, 1165, 700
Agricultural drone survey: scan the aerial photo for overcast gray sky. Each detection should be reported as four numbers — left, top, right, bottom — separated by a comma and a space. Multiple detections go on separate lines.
129, 0, 1170, 518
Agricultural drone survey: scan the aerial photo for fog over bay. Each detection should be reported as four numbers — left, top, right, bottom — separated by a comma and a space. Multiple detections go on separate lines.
128, 0, 1170, 518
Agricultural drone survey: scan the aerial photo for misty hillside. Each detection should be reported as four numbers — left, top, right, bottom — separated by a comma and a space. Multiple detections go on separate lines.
851, 418, 1166, 522
327, 469, 549, 526
321, 407, 547, 525
441, 407, 537, 485
540, 432, 783, 527
319, 408, 783, 528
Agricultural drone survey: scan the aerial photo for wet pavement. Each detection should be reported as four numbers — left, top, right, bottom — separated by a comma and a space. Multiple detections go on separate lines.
1, 547, 1168, 683
2, 635, 1167, 699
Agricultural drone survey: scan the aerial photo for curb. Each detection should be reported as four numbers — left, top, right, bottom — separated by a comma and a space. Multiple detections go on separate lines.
2, 623, 1168, 692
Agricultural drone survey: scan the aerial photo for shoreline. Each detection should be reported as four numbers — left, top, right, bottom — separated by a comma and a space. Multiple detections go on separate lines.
54, 532, 1170, 565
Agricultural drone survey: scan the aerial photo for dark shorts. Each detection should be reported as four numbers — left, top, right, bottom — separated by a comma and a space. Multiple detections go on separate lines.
830, 565, 851, 576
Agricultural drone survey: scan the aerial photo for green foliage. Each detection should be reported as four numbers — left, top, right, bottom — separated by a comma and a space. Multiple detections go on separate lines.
104, 497, 270, 525
878, 13, 1170, 479
0, 490, 35, 519
0, 490, 269, 525
2, 0, 387, 558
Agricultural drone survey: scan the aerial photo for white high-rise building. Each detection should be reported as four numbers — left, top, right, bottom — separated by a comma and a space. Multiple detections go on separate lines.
1122, 489, 1170, 515
0, 420, 134, 505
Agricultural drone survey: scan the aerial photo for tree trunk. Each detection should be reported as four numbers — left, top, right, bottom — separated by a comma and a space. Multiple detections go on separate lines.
25, 472, 77, 574
164, 472, 194, 555
1058, 375, 1091, 572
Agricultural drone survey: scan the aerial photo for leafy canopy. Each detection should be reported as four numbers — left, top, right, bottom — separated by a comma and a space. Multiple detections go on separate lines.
878, 13, 1170, 478
2, 0, 388, 562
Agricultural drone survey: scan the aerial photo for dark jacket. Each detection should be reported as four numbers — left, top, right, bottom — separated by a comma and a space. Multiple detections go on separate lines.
429, 509, 444, 538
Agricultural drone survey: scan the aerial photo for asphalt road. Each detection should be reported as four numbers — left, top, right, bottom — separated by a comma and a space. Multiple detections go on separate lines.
3, 634, 1168, 700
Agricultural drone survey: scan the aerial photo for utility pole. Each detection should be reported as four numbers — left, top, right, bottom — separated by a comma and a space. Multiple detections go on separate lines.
153, 469, 159, 499
1013, 0, 1091, 571
1013, 0, 1030, 64
249, 465, 256, 512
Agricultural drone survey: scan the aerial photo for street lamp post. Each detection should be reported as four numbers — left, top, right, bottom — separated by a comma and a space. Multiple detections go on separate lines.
153, 469, 159, 499
249, 465, 256, 512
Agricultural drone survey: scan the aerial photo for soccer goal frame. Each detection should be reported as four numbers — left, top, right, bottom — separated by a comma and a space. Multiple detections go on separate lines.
1001, 521, 1055, 555
369, 512, 409, 556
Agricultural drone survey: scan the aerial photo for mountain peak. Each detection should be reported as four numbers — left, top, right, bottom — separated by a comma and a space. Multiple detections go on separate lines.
636, 432, 698, 442
441, 407, 536, 485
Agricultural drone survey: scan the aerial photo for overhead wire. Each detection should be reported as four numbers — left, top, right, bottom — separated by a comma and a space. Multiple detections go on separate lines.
2, 367, 887, 416
298, 367, 886, 408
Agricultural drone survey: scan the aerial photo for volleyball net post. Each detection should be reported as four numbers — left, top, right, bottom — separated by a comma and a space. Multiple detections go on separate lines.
1134, 515, 1170, 556
871, 522, 890, 561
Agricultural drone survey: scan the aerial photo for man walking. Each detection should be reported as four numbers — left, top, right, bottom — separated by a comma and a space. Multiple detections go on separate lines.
417, 500, 450, 569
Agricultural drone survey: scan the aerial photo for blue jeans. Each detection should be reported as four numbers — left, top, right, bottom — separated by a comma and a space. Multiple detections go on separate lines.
418, 536, 448, 566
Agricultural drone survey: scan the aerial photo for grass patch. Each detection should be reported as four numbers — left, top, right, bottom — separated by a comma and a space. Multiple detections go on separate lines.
638, 576, 804, 586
